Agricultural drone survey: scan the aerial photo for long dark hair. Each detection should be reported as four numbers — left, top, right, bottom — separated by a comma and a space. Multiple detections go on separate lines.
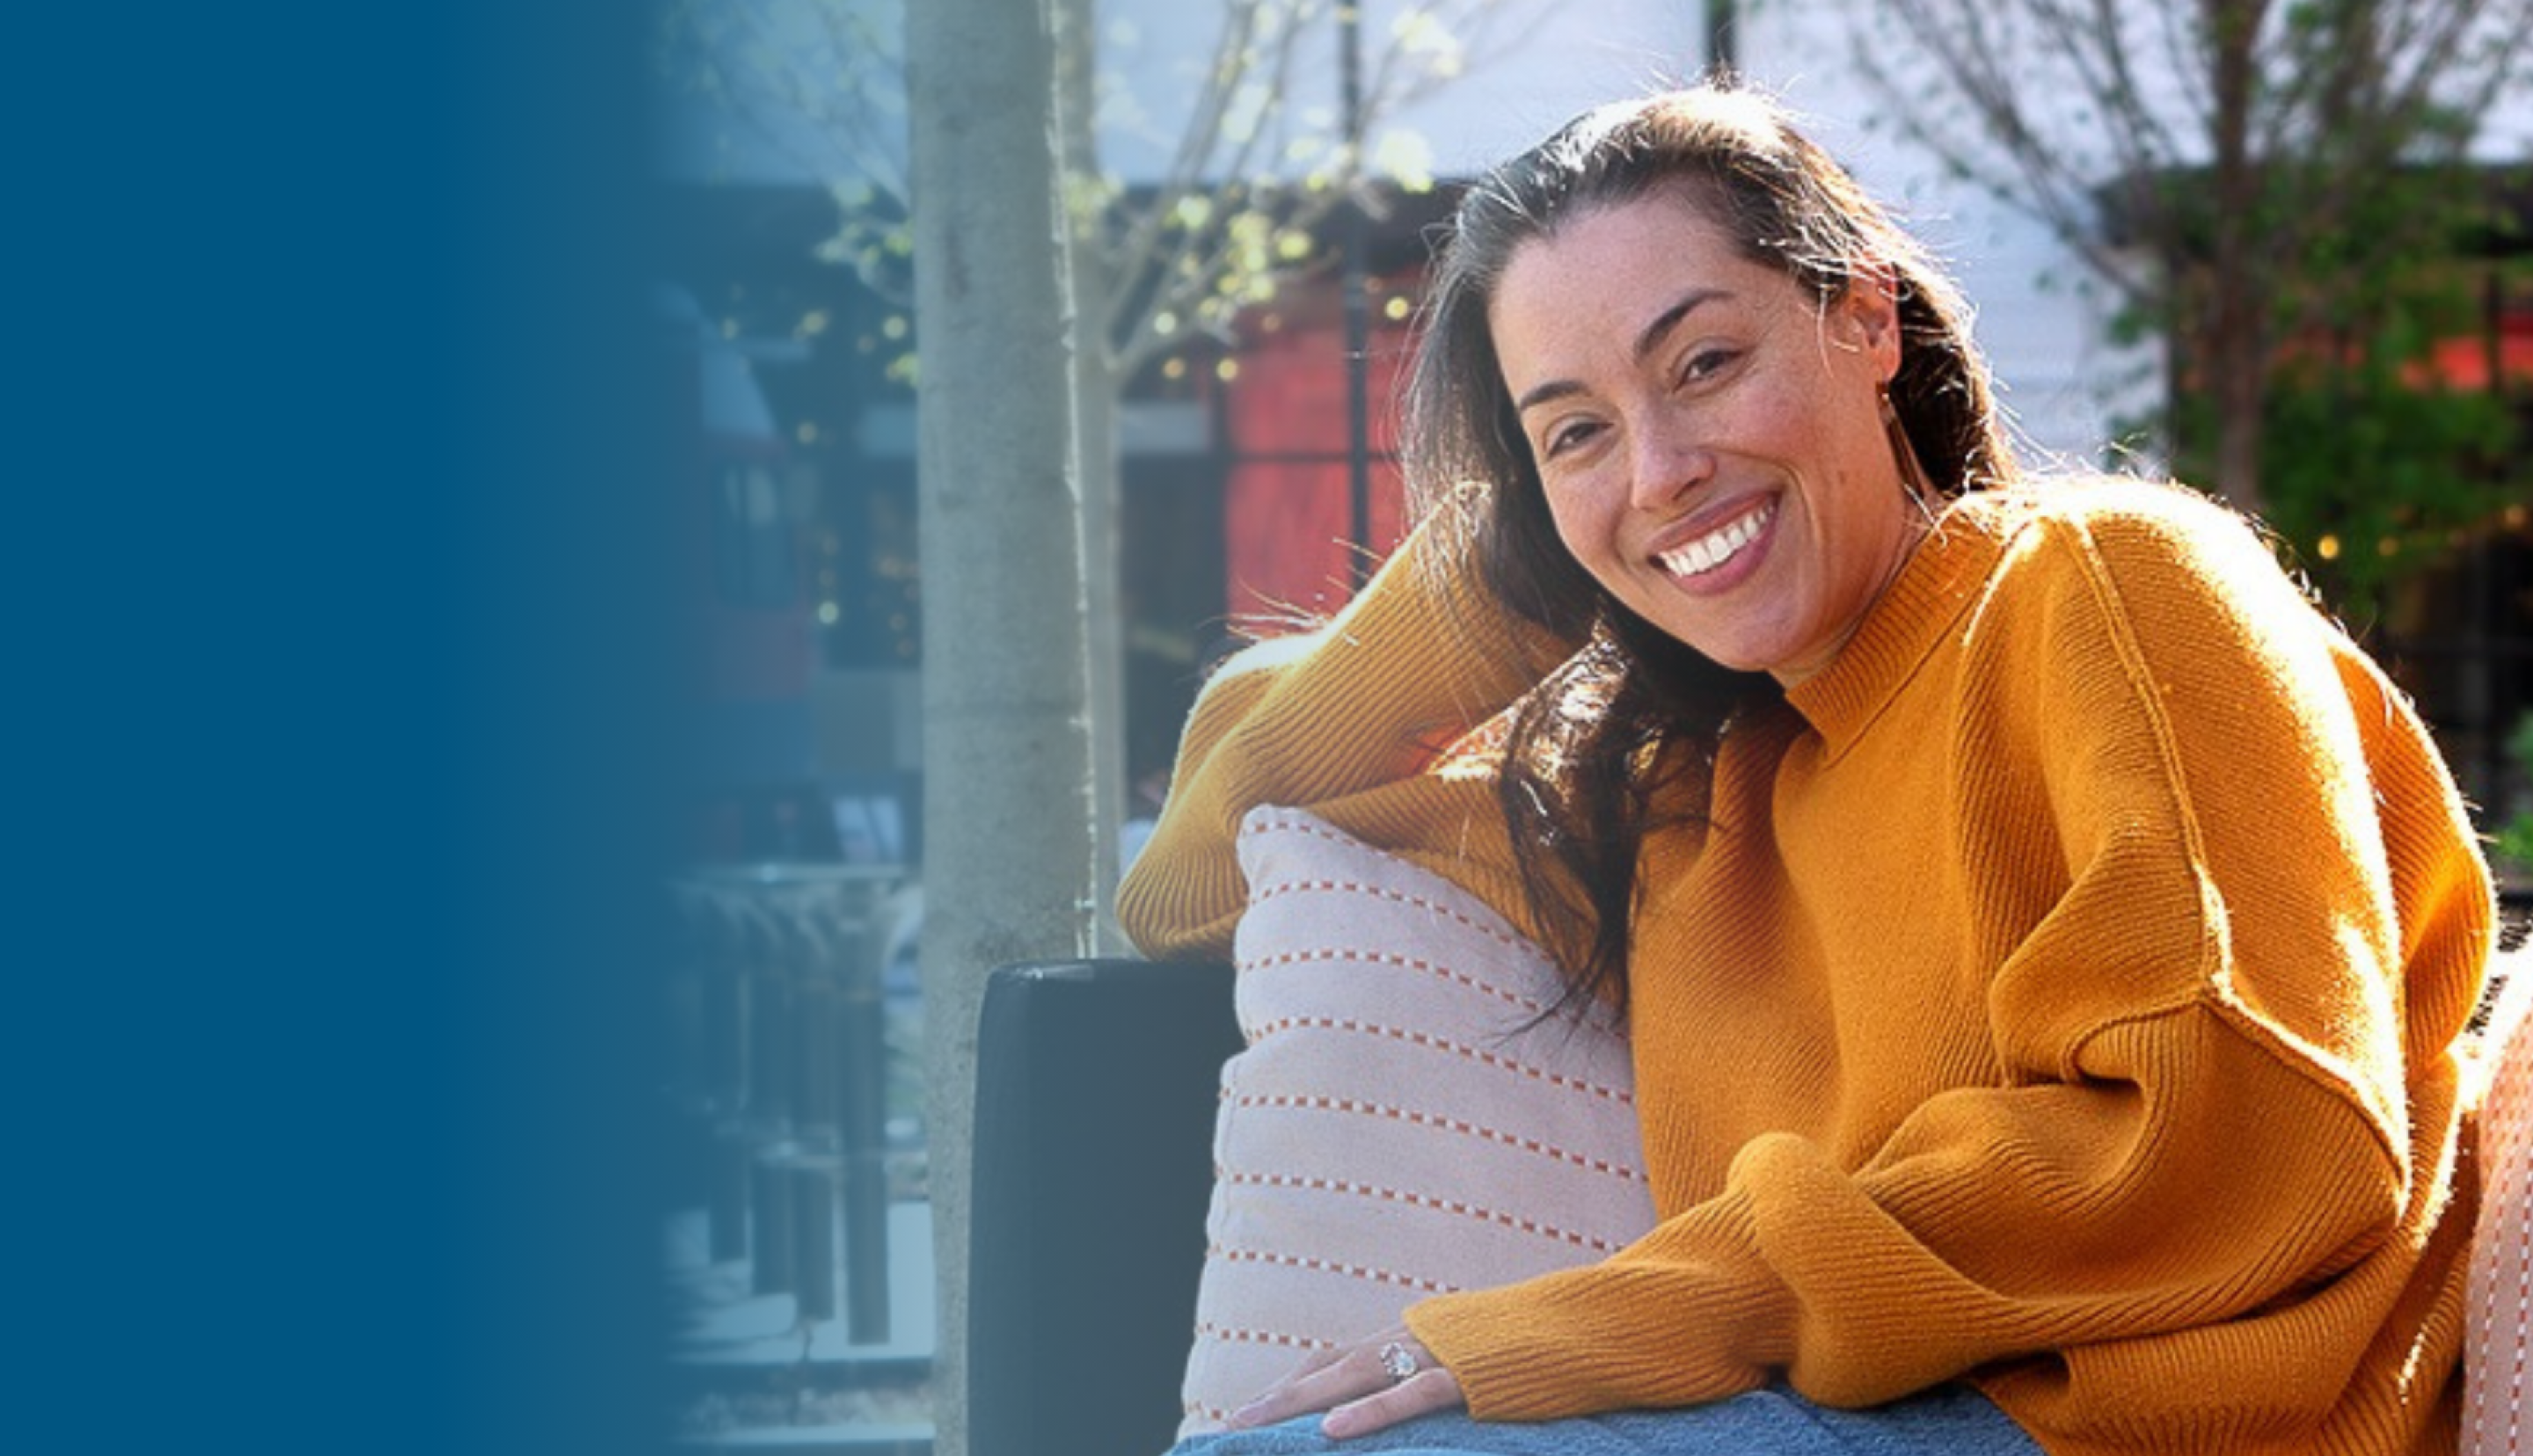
1402, 84, 2017, 1015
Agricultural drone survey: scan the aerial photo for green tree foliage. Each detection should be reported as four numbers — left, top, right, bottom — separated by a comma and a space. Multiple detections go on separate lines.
2164, 161, 2529, 620
1849, 0, 2533, 528
2502, 713, 2533, 874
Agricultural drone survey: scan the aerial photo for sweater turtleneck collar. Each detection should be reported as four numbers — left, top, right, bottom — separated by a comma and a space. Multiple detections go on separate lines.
1781, 490, 2023, 753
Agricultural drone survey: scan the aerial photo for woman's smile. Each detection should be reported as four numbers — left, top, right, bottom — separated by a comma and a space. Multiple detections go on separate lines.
1651, 495, 1777, 588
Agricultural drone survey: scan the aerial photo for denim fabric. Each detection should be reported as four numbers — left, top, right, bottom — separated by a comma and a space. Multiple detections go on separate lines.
1165, 1383, 2040, 1456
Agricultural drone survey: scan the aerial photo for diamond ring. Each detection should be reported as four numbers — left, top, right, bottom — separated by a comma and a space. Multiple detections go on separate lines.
1377, 1340, 1420, 1384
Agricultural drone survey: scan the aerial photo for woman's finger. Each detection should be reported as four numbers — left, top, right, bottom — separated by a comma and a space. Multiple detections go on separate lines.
1226, 1330, 1461, 1434
1223, 1341, 1348, 1429
1321, 1365, 1465, 1439
1224, 1350, 1364, 1431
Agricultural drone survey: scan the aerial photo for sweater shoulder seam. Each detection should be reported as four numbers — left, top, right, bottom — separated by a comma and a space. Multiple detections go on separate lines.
2033, 509, 2225, 964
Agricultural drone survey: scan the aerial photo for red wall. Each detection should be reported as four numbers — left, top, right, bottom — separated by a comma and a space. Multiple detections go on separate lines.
1221, 308, 1416, 625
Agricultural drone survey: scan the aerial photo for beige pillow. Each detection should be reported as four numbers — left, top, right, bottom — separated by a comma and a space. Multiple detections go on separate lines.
2467, 943, 2533, 1454
1178, 805, 1656, 1435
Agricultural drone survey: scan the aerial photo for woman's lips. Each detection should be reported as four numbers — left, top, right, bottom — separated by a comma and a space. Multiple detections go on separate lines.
1653, 497, 1777, 581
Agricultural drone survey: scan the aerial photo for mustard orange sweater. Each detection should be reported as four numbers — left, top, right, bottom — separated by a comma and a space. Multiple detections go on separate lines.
1118, 479, 2496, 1455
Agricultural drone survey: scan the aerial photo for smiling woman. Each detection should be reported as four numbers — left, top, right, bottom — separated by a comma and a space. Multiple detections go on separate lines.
1116, 83, 2500, 1456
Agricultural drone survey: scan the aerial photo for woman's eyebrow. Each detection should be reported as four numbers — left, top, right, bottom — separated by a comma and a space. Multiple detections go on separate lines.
1512, 287, 1734, 415
1631, 287, 1731, 368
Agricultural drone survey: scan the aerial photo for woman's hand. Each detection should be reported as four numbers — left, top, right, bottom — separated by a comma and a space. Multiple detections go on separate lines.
1227, 1327, 1465, 1439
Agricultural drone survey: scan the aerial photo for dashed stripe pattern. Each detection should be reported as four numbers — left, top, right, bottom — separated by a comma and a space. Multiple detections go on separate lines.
2468, 971, 2533, 1455
1238, 941, 1558, 1018
1193, 1320, 1340, 1352
1227, 1091, 1648, 1181
1205, 1242, 1459, 1296
1183, 1398, 1240, 1427
1215, 1167, 1631, 1254
1175, 1322, 1341, 1431
1237, 1014, 1633, 1104
1248, 872, 1536, 950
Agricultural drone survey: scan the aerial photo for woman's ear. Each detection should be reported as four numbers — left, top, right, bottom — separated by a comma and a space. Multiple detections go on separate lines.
1843, 264, 1903, 375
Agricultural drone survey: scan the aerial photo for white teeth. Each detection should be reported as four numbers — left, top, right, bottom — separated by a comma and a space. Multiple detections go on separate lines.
1656, 501, 1773, 579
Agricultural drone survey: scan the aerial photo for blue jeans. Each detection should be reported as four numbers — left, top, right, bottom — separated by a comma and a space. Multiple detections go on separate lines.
1165, 1383, 2040, 1456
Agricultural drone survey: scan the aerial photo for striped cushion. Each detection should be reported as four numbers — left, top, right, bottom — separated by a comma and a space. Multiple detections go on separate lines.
2470, 948, 2533, 1453
1177, 805, 1656, 1435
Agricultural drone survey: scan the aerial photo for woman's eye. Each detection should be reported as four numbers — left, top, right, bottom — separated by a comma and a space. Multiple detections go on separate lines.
1679, 347, 1741, 385
1542, 420, 1602, 458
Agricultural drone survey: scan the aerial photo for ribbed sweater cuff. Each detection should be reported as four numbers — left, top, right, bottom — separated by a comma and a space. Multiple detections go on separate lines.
1403, 1189, 1789, 1420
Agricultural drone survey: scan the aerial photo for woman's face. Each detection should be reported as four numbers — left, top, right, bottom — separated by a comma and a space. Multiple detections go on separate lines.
1487, 191, 1918, 686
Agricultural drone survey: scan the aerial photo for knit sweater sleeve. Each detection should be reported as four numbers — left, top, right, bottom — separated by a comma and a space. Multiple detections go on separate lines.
1404, 488, 2493, 1444
1116, 511, 1567, 960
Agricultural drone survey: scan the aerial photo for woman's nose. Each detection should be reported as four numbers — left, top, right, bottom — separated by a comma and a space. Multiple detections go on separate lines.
1627, 408, 1714, 512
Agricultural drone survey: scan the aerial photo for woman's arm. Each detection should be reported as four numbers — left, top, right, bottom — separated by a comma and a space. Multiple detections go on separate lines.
1118, 510, 1569, 959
